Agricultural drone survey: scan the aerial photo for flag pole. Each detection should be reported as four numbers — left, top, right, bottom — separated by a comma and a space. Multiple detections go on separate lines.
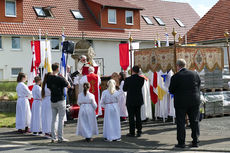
129, 35, 133, 75
39, 29, 43, 80
172, 28, 177, 72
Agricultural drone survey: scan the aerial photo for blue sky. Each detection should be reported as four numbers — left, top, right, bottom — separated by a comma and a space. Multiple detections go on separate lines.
163, 0, 219, 17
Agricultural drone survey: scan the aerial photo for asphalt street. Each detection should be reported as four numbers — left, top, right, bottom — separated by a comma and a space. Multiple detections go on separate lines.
0, 116, 230, 153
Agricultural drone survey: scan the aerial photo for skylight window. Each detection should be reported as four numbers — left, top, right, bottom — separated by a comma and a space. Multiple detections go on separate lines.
142, 16, 153, 25
154, 17, 165, 26
71, 10, 84, 20
174, 18, 185, 27
34, 7, 53, 17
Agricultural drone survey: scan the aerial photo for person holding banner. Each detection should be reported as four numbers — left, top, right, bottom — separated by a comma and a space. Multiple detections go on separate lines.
16, 72, 32, 133
31, 76, 42, 135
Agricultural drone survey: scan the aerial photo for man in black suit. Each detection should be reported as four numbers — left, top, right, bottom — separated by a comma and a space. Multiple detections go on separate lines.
123, 66, 144, 137
169, 59, 201, 148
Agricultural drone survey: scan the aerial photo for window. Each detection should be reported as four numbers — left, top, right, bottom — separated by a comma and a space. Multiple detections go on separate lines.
174, 18, 185, 27
11, 68, 22, 76
154, 17, 165, 26
71, 10, 84, 20
12, 37, 20, 49
51, 38, 59, 50
108, 9, 116, 24
0, 36, 1, 49
34, 7, 53, 17
126, 11, 133, 25
142, 16, 153, 25
5, 0, 16, 17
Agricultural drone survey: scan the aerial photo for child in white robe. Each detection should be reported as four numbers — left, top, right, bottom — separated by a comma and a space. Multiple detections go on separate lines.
76, 82, 98, 142
118, 72, 128, 121
16, 72, 32, 133
41, 72, 52, 138
31, 76, 42, 135
101, 79, 121, 142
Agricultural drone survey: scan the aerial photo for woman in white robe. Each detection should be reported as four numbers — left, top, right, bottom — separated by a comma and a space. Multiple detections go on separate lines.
76, 82, 98, 142
16, 72, 32, 133
118, 72, 128, 118
41, 73, 52, 137
101, 79, 121, 142
31, 77, 42, 134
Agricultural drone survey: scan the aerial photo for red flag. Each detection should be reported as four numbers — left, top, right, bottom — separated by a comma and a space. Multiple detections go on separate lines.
28, 40, 41, 108
119, 43, 129, 71
150, 72, 158, 104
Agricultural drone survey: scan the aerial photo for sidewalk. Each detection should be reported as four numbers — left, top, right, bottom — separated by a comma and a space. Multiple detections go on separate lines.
0, 116, 230, 152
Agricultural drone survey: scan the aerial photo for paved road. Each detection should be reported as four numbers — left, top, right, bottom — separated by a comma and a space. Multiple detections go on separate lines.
0, 116, 230, 153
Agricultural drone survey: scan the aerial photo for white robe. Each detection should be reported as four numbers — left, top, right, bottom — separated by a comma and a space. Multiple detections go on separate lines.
141, 78, 153, 120
76, 92, 98, 138
101, 90, 121, 141
41, 85, 52, 134
16, 82, 32, 130
80, 73, 102, 115
118, 81, 128, 117
31, 85, 42, 132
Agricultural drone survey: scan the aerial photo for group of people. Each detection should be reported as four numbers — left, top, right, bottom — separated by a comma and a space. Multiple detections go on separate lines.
15, 56, 201, 148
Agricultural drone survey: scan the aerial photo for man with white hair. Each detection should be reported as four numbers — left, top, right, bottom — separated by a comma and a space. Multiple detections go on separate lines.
80, 66, 101, 115
169, 59, 201, 148
77, 55, 87, 74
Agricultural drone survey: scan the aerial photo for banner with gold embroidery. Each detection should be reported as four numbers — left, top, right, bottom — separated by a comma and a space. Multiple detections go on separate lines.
134, 46, 224, 73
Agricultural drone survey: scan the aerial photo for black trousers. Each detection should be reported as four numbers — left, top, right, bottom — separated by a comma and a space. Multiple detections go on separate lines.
127, 105, 142, 135
175, 105, 200, 145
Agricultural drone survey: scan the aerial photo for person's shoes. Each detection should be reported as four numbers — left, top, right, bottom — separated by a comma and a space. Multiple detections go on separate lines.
104, 138, 110, 142
17, 129, 23, 134
190, 143, 199, 147
112, 138, 121, 142
58, 138, 69, 143
136, 133, 141, 137
32, 132, 38, 136
174, 144, 185, 148
51, 138, 57, 143
85, 138, 93, 142
126, 133, 135, 137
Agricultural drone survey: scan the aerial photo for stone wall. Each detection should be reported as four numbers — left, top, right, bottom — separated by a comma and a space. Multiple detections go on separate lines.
0, 101, 16, 113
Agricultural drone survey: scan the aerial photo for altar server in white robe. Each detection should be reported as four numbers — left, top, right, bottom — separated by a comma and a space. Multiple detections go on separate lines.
41, 72, 52, 138
16, 72, 32, 133
31, 76, 42, 135
139, 71, 153, 121
76, 82, 98, 142
101, 79, 121, 141
118, 72, 128, 119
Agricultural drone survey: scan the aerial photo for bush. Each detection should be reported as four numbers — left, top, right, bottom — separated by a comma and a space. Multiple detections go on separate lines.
0, 82, 17, 92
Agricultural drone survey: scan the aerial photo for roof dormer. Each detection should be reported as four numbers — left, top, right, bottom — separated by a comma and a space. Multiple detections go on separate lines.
84, 0, 143, 30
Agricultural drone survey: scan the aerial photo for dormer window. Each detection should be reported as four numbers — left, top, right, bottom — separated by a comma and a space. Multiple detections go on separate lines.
71, 10, 84, 20
154, 17, 165, 26
142, 16, 153, 25
126, 11, 133, 25
108, 9, 116, 24
34, 7, 53, 17
174, 18, 185, 27
5, 0, 16, 17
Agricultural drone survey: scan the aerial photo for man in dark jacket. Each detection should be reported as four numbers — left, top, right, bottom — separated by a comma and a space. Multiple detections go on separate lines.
123, 65, 144, 137
169, 59, 201, 148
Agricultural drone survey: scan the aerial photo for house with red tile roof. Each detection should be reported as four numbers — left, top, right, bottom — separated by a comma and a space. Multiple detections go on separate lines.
0, 0, 199, 81
185, 0, 230, 65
